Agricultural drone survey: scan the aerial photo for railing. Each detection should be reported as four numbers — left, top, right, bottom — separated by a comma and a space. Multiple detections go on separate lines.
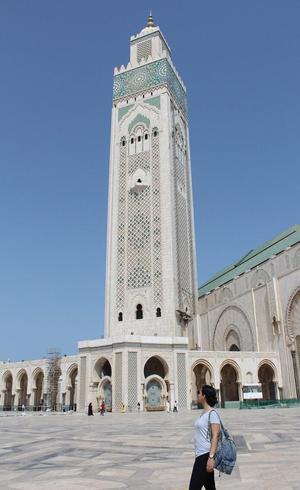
240, 398, 300, 409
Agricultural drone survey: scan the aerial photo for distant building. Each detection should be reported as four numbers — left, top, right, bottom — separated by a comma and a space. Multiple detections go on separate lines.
1, 16, 299, 412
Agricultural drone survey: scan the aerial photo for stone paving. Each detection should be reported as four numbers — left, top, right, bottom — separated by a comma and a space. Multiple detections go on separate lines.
0, 407, 300, 489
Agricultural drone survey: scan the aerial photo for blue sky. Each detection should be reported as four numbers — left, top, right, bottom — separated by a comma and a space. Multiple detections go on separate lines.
1, 1, 299, 361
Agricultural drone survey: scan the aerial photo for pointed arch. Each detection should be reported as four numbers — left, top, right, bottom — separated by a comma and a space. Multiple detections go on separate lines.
213, 305, 254, 351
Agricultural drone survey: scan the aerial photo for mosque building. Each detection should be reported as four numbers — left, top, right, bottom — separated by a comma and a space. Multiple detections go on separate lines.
1, 16, 300, 412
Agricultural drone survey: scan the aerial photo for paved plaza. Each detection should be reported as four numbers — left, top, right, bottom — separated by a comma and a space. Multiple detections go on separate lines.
0, 407, 300, 489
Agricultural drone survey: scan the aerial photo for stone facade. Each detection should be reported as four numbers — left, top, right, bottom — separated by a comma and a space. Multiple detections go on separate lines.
1, 17, 300, 412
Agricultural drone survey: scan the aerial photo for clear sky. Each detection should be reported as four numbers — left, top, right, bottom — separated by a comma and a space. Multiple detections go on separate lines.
1, 1, 299, 361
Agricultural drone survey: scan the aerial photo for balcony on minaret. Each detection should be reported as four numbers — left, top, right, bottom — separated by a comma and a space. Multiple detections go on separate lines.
129, 169, 150, 194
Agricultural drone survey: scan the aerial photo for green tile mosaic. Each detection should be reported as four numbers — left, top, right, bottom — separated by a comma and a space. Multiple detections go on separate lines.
113, 59, 187, 114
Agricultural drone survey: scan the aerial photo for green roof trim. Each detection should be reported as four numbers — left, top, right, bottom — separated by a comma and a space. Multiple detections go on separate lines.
198, 225, 300, 297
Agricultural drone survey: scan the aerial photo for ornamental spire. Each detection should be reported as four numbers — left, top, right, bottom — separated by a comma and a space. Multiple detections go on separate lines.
147, 11, 155, 28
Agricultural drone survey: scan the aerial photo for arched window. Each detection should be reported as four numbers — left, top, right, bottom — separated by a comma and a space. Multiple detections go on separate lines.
136, 304, 143, 320
118, 312, 123, 322
156, 307, 161, 317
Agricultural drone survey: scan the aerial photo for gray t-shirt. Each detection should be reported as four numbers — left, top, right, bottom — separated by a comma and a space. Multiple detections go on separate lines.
194, 409, 220, 457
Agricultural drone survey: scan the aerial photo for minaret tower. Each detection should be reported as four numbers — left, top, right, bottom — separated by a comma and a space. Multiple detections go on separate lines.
105, 14, 198, 344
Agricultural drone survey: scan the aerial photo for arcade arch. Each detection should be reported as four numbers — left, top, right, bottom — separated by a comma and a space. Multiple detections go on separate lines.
220, 362, 240, 406
94, 358, 112, 412
213, 306, 254, 351
94, 357, 112, 379
144, 356, 168, 379
286, 287, 300, 397
33, 369, 44, 410
143, 356, 169, 411
191, 361, 213, 404
66, 364, 78, 411
17, 370, 28, 409
3, 371, 13, 411
258, 362, 277, 400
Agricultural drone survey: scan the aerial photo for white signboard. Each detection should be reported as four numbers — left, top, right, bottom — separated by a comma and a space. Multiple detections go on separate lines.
242, 383, 263, 400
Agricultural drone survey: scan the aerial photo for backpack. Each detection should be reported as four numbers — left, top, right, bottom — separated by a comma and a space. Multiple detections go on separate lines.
208, 410, 237, 475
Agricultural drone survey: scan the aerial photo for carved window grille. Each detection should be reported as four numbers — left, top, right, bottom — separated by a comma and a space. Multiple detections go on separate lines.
137, 40, 152, 63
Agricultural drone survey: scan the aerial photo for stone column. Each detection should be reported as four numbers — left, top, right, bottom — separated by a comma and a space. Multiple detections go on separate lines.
169, 382, 175, 409
291, 350, 300, 399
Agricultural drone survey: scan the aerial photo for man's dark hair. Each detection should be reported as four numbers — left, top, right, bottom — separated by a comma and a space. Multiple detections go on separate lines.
201, 385, 218, 407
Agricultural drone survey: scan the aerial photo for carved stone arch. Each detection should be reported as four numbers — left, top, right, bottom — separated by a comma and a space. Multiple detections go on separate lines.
191, 358, 214, 378
144, 374, 167, 411
32, 368, 44, 410
257, 359, 278, 382
120, 136, 127, 146
119, 102, 159, 134
213, 305, 254, 351
2, 370, 13, 411
130, 291, 150, 319
258, 360, 277, 400
191, 360, 214, 401
286, 286, 300, 343
2, 369, 13, 384
220, 359, 242, 383
224, 325, 242, 351
293, 247, 300, 269
1, 370, 12, 393
16, 369, 28, 389
94, 357, 112, 381
32, 367, 44, 380
66, 363, 78, 380
219, 287, 233, 304
144, 355, 169, 379
16, 369, 28, 408
251, 268, 270, 288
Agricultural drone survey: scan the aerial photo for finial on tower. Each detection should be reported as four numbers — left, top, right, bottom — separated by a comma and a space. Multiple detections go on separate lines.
147, 11, 155, 28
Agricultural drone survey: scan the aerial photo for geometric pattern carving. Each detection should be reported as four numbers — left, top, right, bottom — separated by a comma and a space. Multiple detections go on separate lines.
137, 39, 152, 63
287, 289, 300, 343
172, 121, 194, 312
152, 132, 163, 308
177, 353, 187, 408
113, 59, 187, 114
114, 352, 122, 411
251, 269, 270, 288
127, 352, 138, 410
129, 151, 150, 174
127, 188, 151, 289
213, 306, 254, 351
225, 328, 241, 350
116, 143, 127, 311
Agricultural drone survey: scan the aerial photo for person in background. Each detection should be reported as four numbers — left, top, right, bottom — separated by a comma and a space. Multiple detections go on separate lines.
189, 385, 220, 490
88, 402, 93, 416
173, 400, 178, 412
100, 401, 105, 415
